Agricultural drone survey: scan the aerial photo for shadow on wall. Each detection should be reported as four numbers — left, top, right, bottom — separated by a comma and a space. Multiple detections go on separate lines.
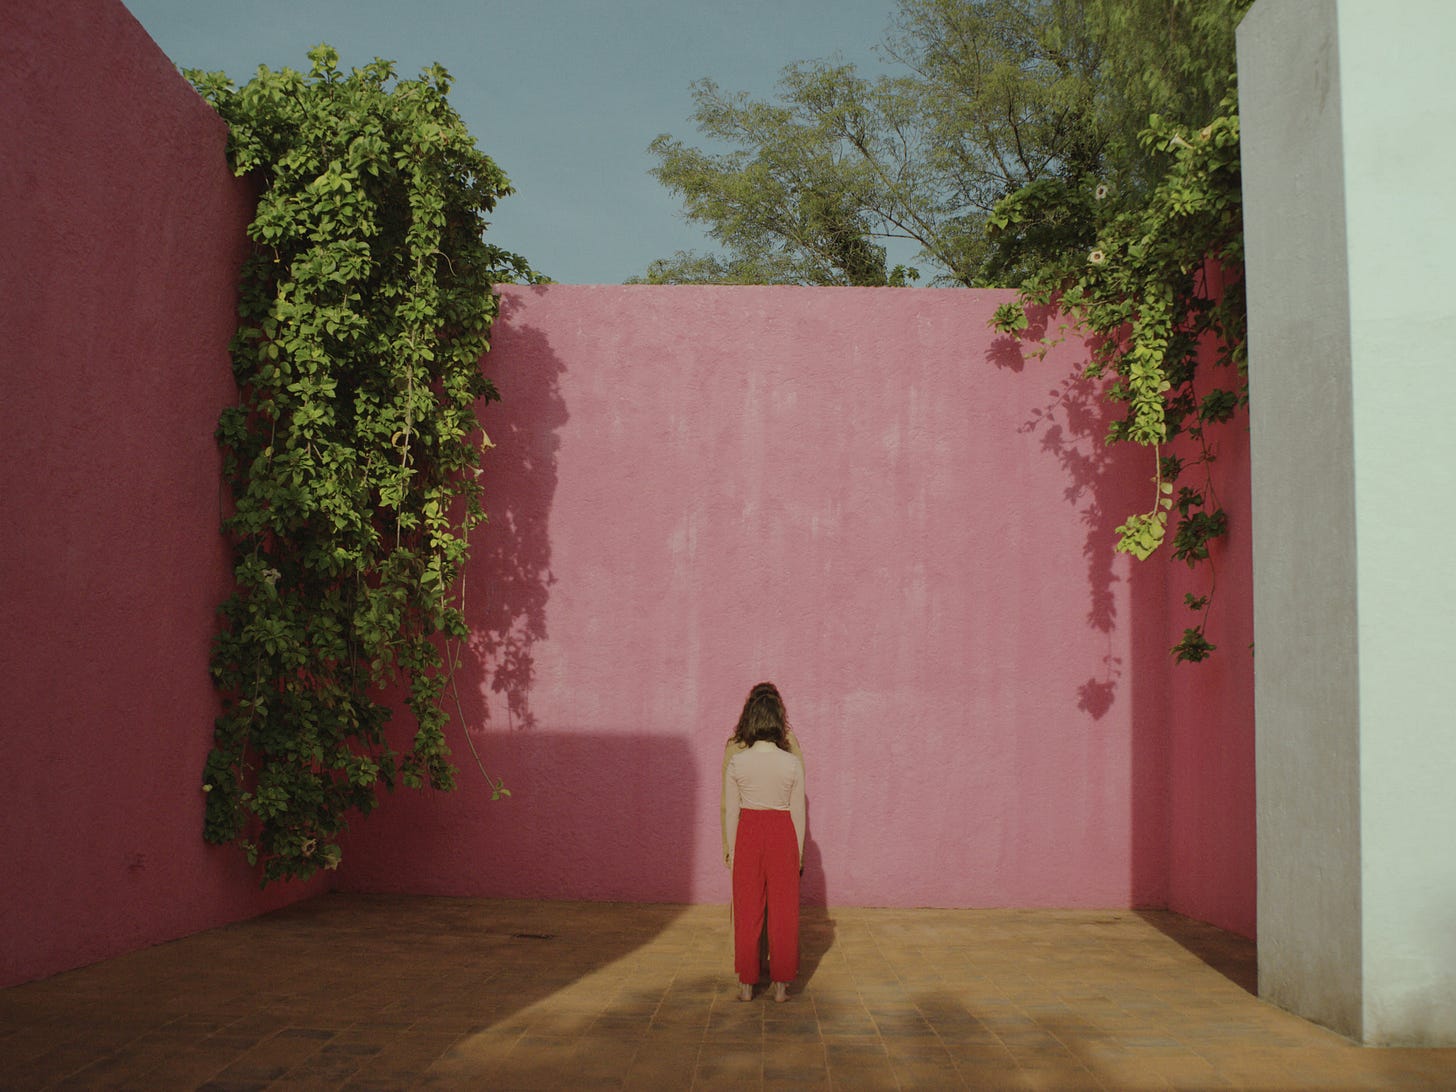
463, 290, 567, 732
337, 732, 702, 904
800, 812, 827, 907
327, 736, 715, 1084
798, 823, 836, 990
988, 308, 1172, 911
464, 732, 702, 901
798, 906, 837, 990
987, 307, 1138, 721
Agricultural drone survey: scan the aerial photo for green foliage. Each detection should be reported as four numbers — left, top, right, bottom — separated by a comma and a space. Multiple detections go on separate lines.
992, 301, 1029, 332
641, 0, 1104, 286
1172, 627, 1216, 664
1079, 0, 1250, 182
647, 0, 1252, 661
189, 46, 533, 883
991, 0, 1254, 662
639, 73, 897, 286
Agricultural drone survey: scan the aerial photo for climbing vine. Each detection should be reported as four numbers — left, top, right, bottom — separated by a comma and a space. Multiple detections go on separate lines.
189, 46, 535, 882
990, 89, 1246, 663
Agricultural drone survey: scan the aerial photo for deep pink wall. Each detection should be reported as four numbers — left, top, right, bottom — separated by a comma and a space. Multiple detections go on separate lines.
338, 284, 1239, 914
1164, 404, 1257, 938
0, 0, 321, 987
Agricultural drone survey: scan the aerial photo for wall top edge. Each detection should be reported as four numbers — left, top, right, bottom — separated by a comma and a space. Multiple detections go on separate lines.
495, 283, 1023, 297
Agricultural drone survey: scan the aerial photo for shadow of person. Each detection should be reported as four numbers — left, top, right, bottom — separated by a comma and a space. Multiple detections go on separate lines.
800, 818, 827, 907
796, 824, 834, 988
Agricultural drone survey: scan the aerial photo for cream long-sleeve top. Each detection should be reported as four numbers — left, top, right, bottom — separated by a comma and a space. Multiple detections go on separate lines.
722, 740, 807, 864
720, 730, 803, 860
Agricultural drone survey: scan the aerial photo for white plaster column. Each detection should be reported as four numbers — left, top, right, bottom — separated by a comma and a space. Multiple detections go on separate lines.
1240, 0, 1456, 1046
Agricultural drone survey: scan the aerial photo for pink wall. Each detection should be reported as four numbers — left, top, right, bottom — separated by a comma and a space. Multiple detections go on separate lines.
0, 0, 321, 988
1164, 404, 1258, 937
3, 0, 1256, 988
338, 284, 1251, 918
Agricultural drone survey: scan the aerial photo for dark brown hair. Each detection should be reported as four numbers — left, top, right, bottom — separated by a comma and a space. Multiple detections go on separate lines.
729, 681, 792, 752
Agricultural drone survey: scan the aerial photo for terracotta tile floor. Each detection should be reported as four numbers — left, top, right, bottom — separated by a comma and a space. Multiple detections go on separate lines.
3, 895, 1455, 1090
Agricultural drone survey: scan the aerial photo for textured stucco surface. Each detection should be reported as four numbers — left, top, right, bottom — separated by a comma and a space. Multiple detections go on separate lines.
1164, 400, 1256, 939
338, 285, 1254, 921
1241, 0, 1364, 1040
1242, 0, 1456, 1045
1339, 0, 1456, 1047
3, 0, 1259, 986
0, 0, 321, 988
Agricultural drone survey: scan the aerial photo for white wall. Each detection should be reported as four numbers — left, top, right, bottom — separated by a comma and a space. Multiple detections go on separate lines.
1239, 0, 1363, 1041
1338, 0, 1456, 1047
1240, 0, 1456, 1045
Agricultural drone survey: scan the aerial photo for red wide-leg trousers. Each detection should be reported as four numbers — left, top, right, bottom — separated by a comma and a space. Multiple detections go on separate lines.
732, 809, 799, 984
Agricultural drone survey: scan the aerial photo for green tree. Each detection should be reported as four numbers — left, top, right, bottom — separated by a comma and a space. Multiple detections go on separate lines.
984, 0, 1251, 278
989, 0, 1254, 661
641, 0, 1105, 286
643, 0, 1250, 289
1083, 0, 1250, 172
647, 0, 1254, 660
190, 46, 529, 883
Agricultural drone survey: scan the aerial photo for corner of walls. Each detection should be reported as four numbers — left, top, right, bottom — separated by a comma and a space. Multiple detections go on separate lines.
0, 0, 325, 988
1163, 404, 1258, 938
337, 284, 1237, 915
0, 0, 1263, 963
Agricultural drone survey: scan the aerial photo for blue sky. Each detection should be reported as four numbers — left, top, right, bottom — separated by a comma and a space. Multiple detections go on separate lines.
122, 0, 903, 285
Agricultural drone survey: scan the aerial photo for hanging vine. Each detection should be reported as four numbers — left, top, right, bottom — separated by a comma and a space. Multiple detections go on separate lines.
990, 90, 1246, 663
189, 46, 537, 883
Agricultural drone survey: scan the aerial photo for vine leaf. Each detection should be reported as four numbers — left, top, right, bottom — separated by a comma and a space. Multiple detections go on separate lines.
991, 86, 1245, 662
190, 46, 541, 884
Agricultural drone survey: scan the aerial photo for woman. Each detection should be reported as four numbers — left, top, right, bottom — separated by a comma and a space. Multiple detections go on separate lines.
721, 683, 804, 861
722, 682, 806, 1002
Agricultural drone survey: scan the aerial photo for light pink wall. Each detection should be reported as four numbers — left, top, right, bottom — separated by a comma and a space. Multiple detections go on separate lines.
0, 0, 321, 988
339, 284, 1214, 913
